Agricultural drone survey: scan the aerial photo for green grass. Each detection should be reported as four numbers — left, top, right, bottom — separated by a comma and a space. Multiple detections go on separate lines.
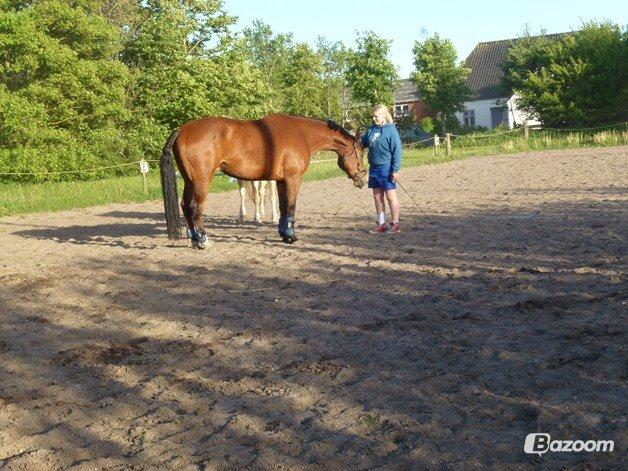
2, 129, 626, 216
0, 171, 235, 217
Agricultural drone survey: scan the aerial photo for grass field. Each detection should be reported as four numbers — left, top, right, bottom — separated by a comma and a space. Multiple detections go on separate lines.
0, 149, 446, 216
1, 128, 626, 216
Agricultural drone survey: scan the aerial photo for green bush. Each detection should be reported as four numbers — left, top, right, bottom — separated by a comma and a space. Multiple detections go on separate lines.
420, 117, 435, 134
502, 22, 628, 127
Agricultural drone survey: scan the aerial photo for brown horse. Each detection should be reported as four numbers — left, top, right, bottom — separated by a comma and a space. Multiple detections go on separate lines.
160, 114, 367, 247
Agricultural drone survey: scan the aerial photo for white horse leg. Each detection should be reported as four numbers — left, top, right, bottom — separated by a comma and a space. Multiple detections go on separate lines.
253, 181, 262, 224
237, 180, 246, 222
258, 181, 267, 219
269, 180, 279, 224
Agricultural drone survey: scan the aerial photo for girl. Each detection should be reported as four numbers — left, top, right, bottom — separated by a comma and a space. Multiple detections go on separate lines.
360, 104, 402, 233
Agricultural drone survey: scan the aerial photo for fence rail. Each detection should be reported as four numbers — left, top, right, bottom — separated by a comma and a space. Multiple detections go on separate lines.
1, 122, 626, 182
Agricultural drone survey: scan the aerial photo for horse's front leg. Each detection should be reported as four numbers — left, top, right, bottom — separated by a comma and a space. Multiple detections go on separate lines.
277, 175, 302, 244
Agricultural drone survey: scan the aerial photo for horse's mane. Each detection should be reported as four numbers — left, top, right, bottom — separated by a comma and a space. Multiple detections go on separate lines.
326, 119, 355, 141
269, 114, 355, 140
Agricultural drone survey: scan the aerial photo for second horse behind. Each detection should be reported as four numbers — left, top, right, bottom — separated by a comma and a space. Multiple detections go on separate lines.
236, 180, 279, 224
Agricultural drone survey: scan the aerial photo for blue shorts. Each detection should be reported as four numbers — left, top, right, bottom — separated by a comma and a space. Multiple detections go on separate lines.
368, 165, 396, 190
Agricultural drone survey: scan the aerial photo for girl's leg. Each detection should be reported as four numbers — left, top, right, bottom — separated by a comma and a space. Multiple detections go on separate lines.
373, 188, 386, 224
385, 189, 400, 223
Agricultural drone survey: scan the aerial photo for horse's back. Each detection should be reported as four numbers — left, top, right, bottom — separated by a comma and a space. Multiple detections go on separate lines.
178, 117, 246, 151
175, 114, 312, 181
178, 114, 307, 149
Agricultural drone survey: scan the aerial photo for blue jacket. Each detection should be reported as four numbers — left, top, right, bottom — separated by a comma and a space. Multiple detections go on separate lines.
360, 123, 403, 172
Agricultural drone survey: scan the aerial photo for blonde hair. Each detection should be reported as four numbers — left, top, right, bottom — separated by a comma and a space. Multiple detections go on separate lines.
373, 104, 394, 124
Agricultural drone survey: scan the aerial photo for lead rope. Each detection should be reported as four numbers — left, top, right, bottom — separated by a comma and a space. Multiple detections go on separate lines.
396, 179, 435, 225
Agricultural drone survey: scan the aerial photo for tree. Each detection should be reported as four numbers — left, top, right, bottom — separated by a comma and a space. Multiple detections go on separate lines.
501, 22, 628, 127
345, 31, 398, 125
242, 20, 293, 112
278, 43, 326, 117
243, 23, 342, 118
316, 36, 349, 122
411, 34, 471, 132
122, 0, 238, 129
209, 38, 274, 119
0, 0, 133, 180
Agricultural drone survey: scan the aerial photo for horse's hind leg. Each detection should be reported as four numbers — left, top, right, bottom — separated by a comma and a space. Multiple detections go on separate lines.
181, 181, 197, 239
191, 181, 210, 248
181, 179, 210, 249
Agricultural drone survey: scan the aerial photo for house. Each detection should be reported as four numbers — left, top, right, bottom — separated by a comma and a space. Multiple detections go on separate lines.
393, 78, 433, 121
455, 33, 565, 129
342, 79, 433, 127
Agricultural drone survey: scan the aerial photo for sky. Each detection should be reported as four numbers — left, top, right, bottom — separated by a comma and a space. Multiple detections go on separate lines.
223, 0, 626, 78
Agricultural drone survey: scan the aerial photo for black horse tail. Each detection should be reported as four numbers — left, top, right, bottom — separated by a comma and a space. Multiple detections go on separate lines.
160, 128, 181, 240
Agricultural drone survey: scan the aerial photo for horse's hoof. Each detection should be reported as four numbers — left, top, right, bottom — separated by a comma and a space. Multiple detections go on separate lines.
194, 234, 209, 249
282, 235, 297, 244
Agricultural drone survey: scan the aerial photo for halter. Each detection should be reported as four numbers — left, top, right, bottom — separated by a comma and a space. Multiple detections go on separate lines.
342, 139, 367, 183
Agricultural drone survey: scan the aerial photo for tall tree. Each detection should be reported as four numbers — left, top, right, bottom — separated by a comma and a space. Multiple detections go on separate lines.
316, 36, 349, 122
278, 43, 326, 117
122, 0, 238, 129
209, 38, 274, 119
242, 19, 293, 112
345, 31, 398, 124
0, 0, 133, 180
411, 33, 471, 132
501, 22, 627, 127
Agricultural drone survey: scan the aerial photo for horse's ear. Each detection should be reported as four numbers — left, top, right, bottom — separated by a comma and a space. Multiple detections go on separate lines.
354, 129, 361, 142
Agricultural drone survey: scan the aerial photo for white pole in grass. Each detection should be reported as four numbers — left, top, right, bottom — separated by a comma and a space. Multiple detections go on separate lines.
139, 159, 149, 194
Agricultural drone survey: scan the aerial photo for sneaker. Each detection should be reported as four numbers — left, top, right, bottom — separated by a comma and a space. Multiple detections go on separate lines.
389, 222, 401, 234
371, 223, 387, 233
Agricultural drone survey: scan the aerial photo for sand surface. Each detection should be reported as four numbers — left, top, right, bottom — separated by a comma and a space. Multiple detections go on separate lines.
0, 146, 626, 470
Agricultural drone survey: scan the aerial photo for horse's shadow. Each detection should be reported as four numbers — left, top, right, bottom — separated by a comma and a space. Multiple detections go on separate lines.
100, 210, 164, 221
13, 223, 163, 248
100, 212, 277, 229
12, 213, 278, 248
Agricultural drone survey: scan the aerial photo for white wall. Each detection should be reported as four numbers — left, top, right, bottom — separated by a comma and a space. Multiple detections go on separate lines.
455, 95, 541, 129
455, 98, 498, 129
507, 94, 541, 128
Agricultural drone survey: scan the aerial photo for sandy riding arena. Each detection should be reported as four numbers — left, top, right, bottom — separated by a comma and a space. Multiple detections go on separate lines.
0, 146, 625, 470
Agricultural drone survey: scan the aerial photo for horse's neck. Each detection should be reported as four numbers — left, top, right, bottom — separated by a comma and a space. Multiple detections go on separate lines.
298, 119, 342, 155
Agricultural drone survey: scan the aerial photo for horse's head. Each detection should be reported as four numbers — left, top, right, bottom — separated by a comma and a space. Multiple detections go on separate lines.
334, 130, 368, 189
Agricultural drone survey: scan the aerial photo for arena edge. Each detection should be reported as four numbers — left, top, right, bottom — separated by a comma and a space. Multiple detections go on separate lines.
525, 433, 614, 455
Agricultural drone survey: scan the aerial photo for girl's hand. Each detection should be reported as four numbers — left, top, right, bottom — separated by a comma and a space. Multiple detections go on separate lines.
391, 172, 399, 182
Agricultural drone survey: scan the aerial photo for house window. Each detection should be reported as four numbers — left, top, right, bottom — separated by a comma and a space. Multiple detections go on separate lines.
463, 109, 475, 127
394, 104, 410, 117
490, 106, 508, 128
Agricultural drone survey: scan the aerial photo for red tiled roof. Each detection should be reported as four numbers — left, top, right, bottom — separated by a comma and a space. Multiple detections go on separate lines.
394, 78, 422, 103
